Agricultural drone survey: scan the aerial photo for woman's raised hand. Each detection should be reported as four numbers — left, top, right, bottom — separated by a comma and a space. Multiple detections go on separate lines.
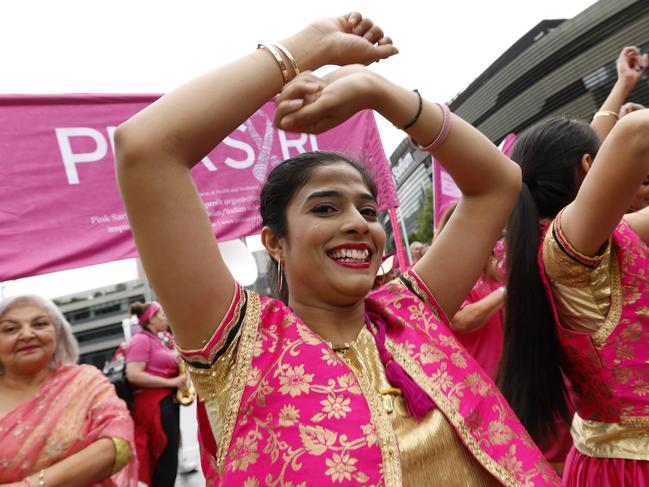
293, 12, 398, 69
617, 46, 648, 87
274, 66, 381, 133
620, 102, 646, 118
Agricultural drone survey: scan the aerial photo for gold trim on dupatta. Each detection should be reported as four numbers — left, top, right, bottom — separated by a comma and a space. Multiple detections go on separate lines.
345, 355, 403, 487
385, 340, 522, 487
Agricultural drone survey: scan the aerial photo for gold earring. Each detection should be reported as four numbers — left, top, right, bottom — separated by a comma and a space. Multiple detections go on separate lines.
277, 258, 284, 292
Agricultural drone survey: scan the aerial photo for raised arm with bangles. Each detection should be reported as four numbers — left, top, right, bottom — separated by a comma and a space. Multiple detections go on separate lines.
115, 12, 558, 486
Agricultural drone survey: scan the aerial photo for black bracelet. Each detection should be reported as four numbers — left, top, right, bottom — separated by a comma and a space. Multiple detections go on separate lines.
401, 89, 423, 130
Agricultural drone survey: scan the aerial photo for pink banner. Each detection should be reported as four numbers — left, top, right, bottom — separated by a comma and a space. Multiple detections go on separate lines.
432, 133, 517, 226
0, 94, 398, 281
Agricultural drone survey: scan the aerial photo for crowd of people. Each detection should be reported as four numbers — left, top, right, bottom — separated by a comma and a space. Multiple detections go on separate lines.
1, 10, 648, 487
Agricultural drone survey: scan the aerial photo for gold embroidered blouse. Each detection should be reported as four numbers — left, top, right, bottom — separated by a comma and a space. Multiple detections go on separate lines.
332, 327, 500, 486
542, 213, 616, 333
189, 323, 498, 485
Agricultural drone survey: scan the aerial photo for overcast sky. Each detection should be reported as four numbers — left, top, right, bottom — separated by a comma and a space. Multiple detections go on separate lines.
1, 0, 597, 298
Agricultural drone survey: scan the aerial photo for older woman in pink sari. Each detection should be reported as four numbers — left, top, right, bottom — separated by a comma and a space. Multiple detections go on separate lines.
0, 295, 137, 487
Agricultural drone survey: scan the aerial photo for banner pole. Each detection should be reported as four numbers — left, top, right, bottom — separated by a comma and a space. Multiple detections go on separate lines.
389, 207, 410, 271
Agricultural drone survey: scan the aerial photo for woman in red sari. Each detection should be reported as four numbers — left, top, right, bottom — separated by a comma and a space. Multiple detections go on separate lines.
0, 294, 137, 487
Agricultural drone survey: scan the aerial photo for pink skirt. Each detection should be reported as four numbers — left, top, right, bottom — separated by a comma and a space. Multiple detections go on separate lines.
564, 447, 649, 486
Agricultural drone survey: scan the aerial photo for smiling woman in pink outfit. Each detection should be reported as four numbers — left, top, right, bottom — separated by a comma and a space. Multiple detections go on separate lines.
114, 12, 559, 486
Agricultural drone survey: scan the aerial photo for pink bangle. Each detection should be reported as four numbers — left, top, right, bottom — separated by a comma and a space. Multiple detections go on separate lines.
409, 103, 452, 152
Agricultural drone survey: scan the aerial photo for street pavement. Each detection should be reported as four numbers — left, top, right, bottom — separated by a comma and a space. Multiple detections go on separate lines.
175, 402, 205, 487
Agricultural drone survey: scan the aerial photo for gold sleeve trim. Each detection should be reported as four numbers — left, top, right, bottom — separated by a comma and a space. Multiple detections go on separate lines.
110, 437, 132, 475
385, 340, 521, 487
590, 250, 623, 349
554, 211, 610, 267
400, 271, 448, 321
572, 413, 649, 460
214, 290, 260, 473
178, 284, 246, 365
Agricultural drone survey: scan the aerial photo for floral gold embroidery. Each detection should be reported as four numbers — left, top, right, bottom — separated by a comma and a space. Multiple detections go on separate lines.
278, 364, 314, 397
278, 404, 300, 427
299, 425, 337, 456
488, 421, 515, 445
319, 394, 351, 420
229, 431, 262, 472
325, 452, 359, 483
419, 343, 445, 364
451, 352, 468, 369
361, 423, 378, 447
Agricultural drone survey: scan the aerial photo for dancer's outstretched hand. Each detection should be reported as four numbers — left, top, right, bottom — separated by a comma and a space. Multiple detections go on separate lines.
275, 66, 380, 133
296, 12, 398, 68
617, 46, 648, 87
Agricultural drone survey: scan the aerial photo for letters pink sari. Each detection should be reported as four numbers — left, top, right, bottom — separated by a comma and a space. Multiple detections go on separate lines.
0, 363, 138, 486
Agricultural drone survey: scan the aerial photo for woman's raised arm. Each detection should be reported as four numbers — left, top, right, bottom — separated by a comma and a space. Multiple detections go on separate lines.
590, 46, 647, 142
561, 108, 649, 257
274, 67, 521, 319
115, 14, 397, 349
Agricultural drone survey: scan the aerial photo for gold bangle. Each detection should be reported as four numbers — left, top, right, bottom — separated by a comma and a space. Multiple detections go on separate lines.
593, 110, 619, 120
257, 43, 289, 85
273, 43, 300, 78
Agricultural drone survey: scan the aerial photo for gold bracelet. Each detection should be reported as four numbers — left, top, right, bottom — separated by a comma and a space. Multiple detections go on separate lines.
273, 43, 300, 78
257, 43, 290, 85
593, 110, 619, 120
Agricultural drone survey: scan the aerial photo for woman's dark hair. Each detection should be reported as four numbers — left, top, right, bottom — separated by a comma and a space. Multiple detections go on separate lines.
259, 151, 378, 303
129, 301, 154, 333
497, 118, 600, 443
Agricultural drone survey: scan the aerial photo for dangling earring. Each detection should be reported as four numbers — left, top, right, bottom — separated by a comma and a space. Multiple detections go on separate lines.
277, 258, 284, 292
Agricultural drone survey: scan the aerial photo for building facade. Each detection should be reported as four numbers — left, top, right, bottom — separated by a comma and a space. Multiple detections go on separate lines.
450, 0, 649, 142
54, 279, 148, 368
387, 140, 432, 240
389, 0, 649, 240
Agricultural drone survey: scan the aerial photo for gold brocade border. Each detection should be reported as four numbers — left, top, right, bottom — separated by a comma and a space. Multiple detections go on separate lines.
385, 339, 521, 487
401, 271, 450, 323
621, 415, 649, 427
346, 353, 403, 487
179, 285, 246, 366
572, 413, 649, 460
591, 249, 622, 349
214, 290, 260, 473
401, 273, 434, 310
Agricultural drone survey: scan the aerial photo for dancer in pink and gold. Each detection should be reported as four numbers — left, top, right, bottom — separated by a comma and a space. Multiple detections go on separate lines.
499, 45, 649, 485
115, 12, 559, 486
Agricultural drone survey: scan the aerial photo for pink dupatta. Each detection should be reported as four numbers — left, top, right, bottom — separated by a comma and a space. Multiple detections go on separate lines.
0, 363, 137, 486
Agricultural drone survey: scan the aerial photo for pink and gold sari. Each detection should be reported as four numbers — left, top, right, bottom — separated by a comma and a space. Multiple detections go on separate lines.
0, 363, 138, 486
